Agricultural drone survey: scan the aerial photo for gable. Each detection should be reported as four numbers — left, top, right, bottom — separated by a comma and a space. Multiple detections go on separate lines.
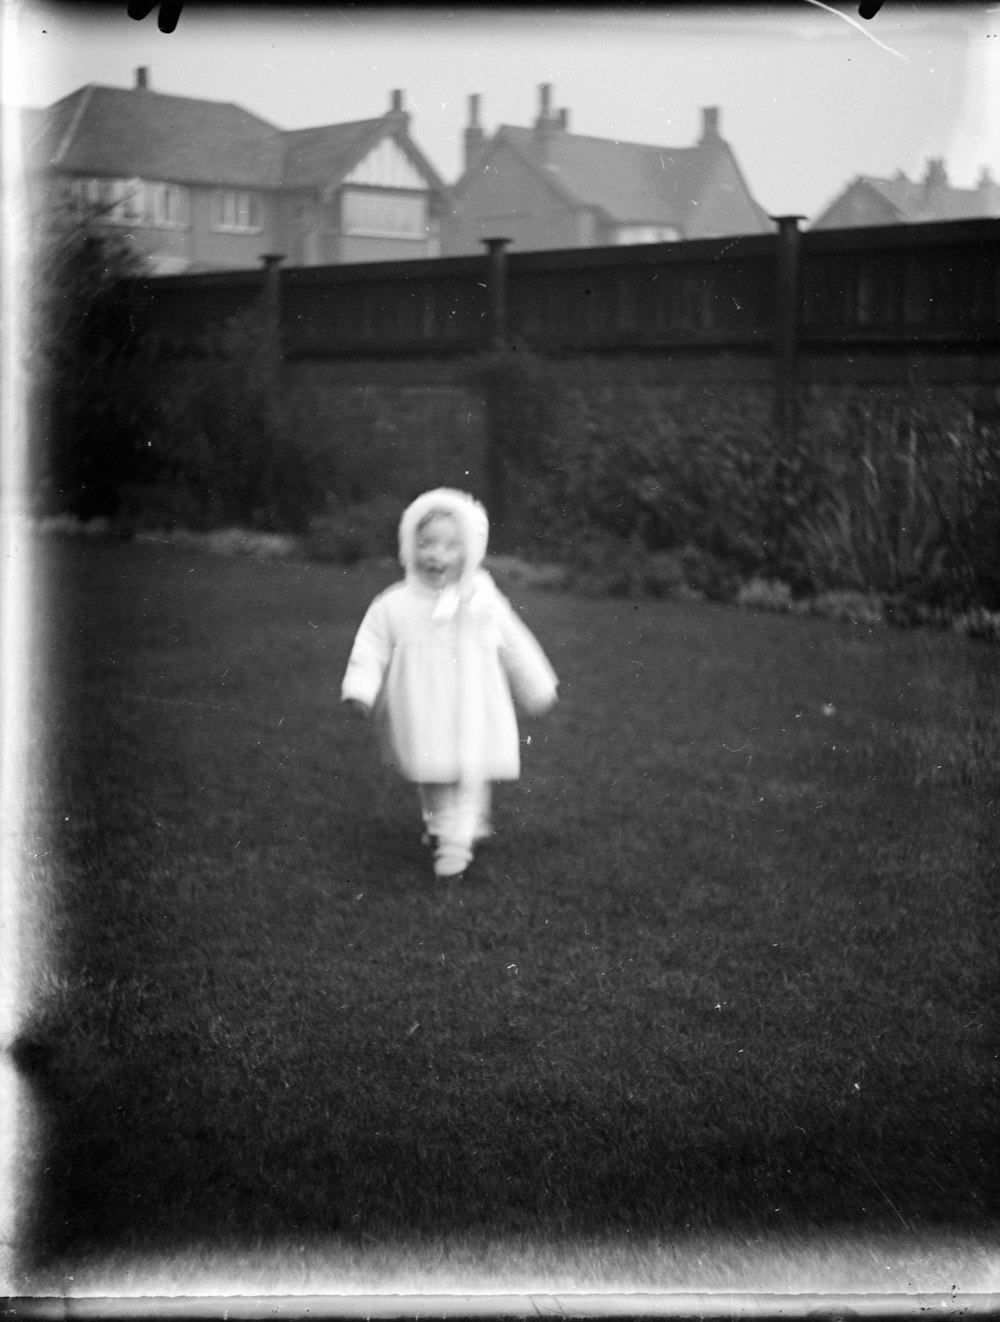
281, 119, 445, 200
345, 135, 429, 190
281, 119, 384, 190
684, 145, 774, 237
450, 138, 581, 221
813, 182, 905, 229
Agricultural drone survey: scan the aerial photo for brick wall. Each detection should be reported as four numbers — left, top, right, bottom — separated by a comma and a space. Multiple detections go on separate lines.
287, 357, 490, 507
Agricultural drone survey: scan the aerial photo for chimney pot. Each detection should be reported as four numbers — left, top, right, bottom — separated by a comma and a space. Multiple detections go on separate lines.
539, 83, 552, 118
558, 108, 569, 130
700, 106, 720, 141
135, 67, 149, 90
468, 93, 481, 127
391, 88, 404, 113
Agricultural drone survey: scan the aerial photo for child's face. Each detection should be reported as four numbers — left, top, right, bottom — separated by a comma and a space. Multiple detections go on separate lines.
414, 513, 465, 588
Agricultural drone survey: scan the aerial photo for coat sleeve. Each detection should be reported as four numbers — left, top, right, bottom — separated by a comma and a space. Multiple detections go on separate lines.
495, 595, 559, 716
340, 596, 393, 709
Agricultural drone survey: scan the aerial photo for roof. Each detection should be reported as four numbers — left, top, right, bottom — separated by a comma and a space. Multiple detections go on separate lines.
863, 176, 923, 219
281, 116, 446, 193
33, 85, 286, 188
28, 83, 447, 196
816, 170, 1000, 226
916, 183, 1000, 221
499, 126, 719, 229
281, 118, 387, 189
457, 121, 771, 234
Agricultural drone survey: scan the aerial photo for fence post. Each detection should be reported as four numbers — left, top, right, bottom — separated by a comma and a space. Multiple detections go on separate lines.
482, 237, 511, 349
480, 238, 512, 530
769, 216, 804, 448
259, 252, 285, 378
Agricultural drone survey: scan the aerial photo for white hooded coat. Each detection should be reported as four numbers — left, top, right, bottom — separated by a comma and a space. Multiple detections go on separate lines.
341, 489, 558, 785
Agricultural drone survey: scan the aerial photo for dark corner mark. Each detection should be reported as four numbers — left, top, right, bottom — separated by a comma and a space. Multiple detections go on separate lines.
121, 0, 894, 35
127, 0, 184, 35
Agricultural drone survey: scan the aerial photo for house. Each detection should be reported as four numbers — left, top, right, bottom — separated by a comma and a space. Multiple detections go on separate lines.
26, 69, 450, 272
811, 159, 1000, 229
440, 85, 774, 256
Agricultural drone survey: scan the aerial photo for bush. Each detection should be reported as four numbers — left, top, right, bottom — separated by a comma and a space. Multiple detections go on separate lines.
31, 205, 339, 536
151, 310, 336, 535
304, 494, 401, 564
521, 379, 998, 619
468, 347, 563, 551
564, 531, 650, 598
789, 389, 1000, 612
484, 556, 569, 592
806, 591, 886, 627
507, 372, 827, 589
736, 577, 795, 614
951, 608, 1000, 643
31, 205, 160, 521
644, 549, 691, 600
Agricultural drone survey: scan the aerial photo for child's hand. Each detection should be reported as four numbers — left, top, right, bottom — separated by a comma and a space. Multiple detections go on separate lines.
522, 689, 558, 717
343, 699, 371, 720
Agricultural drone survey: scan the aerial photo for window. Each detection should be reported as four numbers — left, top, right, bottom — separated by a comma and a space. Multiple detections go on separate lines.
212, 190, 262, 233
68, 177, 189, 228
613, 225, 680, 245
148, 183, 189, 228
117, 179, 145, 224
70, 176, 138, 223
340, 188, 428, 238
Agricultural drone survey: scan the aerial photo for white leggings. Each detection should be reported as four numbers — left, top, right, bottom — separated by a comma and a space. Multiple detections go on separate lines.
417, 782, 493, 877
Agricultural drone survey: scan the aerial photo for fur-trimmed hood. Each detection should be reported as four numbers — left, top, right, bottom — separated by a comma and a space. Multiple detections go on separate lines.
398, 488, 490, 595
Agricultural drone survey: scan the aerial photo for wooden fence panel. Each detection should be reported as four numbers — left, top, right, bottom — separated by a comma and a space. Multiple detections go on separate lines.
130, 219, 1000, 380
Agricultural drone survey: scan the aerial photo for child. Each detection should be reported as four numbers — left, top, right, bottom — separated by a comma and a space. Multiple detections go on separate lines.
341, 488, 558, 880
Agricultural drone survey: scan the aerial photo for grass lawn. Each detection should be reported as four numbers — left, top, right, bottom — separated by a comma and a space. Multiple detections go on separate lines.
9, 532, 999, 1296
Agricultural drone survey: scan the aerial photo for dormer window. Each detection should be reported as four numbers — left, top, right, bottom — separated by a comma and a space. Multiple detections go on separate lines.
212, 190, 263, 233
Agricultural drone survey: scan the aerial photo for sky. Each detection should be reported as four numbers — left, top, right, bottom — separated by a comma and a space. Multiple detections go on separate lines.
6, 1, 1000, 222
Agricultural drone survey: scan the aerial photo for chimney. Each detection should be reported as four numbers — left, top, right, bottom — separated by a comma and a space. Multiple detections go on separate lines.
387, 88, 409, 130
558, 108, 569, 131
534, 83, 564, 160
535, 82, 558, 130
135, 67, 149, 90
977, 166, 1000, 211
923, 158, 948, 190
699, 106, 720, 143
464, 93, 486, 172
